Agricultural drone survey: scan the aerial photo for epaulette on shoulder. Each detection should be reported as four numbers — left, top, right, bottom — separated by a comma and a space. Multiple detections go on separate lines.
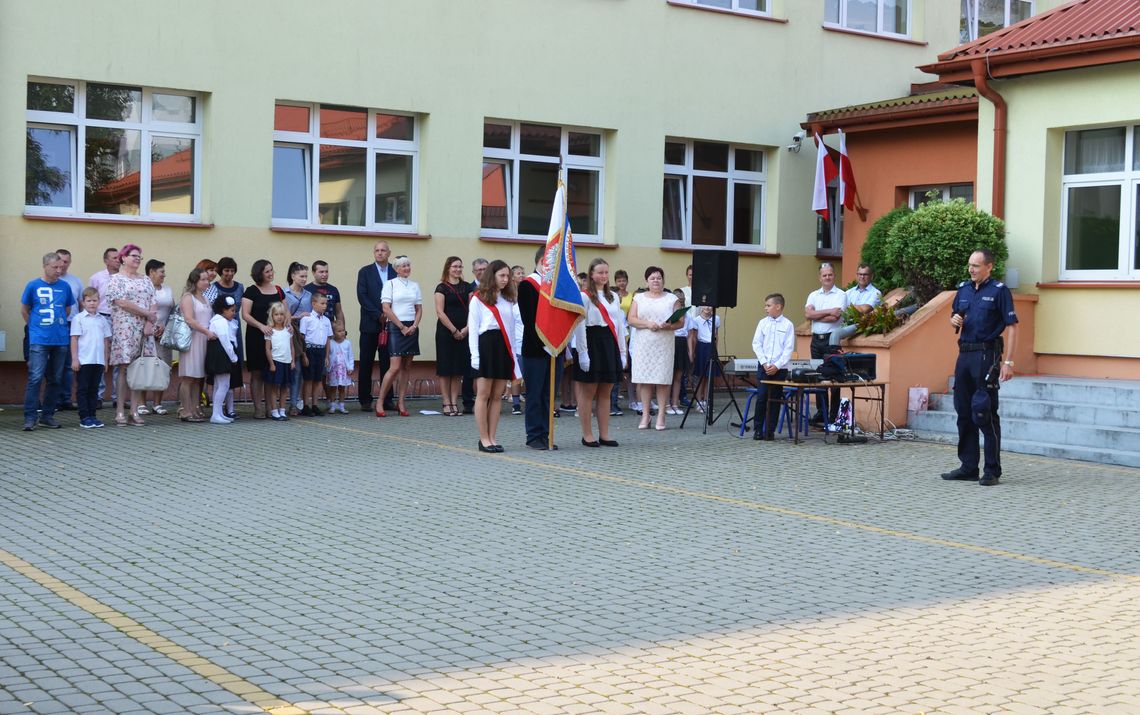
994, 281, 1005, 288
956, 280, 968, 288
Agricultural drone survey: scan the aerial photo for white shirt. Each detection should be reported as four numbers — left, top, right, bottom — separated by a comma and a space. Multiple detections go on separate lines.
467, 294, 522, 378
693, 313, 721, 344
805, 285, 848, 335
89, 269, 114, 315
209, 314, 238, 362
846, 282, 882, 309
300, 313, 333, 346
572, 290, 628, 369
153, 285, 175, 326
268, 328, 292, 363
673, 313, 694, 338
381, 277, 422, 323
752, 314, 795, 370
61, 273, 83, 321
70, 310, 110, 365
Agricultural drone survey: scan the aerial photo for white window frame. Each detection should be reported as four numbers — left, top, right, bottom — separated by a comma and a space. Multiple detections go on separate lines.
825, 0, 911, 39
908, 183, 974, 209
961, 0, 1035, 43
271, 101, 419, 233
480, 120, 605, 244
25, 77, 202, 221
677, 0, 770, 18
1060, 124, 1139, 280
662, 138, 767, 251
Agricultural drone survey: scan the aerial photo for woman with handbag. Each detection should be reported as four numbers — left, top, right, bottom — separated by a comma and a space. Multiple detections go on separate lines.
139, 259, 173, 416
107, 244, 156, 426
177, 268, 216, 422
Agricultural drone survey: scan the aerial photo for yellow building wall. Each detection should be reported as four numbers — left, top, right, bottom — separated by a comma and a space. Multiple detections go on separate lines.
973, 61, 1140, 362
1, 0, 968, 364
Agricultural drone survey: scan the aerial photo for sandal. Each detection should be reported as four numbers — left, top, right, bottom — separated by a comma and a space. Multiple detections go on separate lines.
135, 405, 151, 416
152, 405, 169, 416
115, 413, 128, 427
129, 415, 146, 427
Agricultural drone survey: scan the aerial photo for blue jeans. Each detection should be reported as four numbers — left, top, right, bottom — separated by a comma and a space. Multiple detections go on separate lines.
24, 344, 67, 422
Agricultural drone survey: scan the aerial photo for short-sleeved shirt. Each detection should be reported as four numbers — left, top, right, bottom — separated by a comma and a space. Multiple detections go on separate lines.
846, 283, 882, 309
805, 286, 848, 335
305, 282, 341, 320
70, 310, 110, 365
300, 313, 333, 346
954, 277, 1018, 344
23, 277, 73, 346
381, 278, 422, 323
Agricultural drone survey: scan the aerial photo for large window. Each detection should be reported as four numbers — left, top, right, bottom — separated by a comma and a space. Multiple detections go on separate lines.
481, 121, 604, 242
960, 0, 1033, 43
662, 139, 767, 250
25, 79, 201, 220
1060, 125, 1140, 279
676, 0, 769, 16
272, 102, 418, 232
824, 0, 910, 38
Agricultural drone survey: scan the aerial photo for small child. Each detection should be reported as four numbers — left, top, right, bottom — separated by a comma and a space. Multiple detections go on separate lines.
205, 296, 240, 425
326, 322, 355, 414
70, 287, 111, 429
263, 301, 294, 421
688, 305, 722, 412
668, 288, 693, 414
298, 293, 332, 416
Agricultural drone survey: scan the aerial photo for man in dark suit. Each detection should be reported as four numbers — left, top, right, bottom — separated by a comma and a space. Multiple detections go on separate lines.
460, 258, 489, 414
356, 240, 396, 411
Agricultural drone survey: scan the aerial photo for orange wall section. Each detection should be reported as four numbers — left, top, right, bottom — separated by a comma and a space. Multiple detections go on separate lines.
840, 122, 978, 283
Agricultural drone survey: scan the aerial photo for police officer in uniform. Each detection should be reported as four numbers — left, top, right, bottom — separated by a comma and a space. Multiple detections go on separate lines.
942, 248, 1018, 486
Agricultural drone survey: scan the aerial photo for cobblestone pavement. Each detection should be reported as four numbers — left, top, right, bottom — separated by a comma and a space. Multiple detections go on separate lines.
1, 401, 1138, 715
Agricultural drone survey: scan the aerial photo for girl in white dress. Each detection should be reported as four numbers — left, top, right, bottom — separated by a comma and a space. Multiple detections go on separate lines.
628, 266, 682, 430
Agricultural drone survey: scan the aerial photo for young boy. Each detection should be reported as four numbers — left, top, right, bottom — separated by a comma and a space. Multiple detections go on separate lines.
298, 293, 332, 416
750, 293, 795, 441
70, 287, 111, 428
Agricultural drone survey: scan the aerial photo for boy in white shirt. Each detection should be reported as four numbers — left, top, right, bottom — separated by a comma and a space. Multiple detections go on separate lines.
70, 287, 111, 429
750, 293, 795, 441
299, 293, 333, 416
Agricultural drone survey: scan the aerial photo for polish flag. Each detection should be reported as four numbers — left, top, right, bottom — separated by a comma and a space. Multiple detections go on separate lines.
837, 129, 857, 211
812, 132, 838, 221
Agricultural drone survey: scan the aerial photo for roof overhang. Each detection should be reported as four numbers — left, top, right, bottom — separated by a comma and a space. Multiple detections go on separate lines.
921, 36, 1140, 83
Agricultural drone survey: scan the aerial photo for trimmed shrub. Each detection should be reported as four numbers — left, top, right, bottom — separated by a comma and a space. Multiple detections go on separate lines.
859, 205, 912, 292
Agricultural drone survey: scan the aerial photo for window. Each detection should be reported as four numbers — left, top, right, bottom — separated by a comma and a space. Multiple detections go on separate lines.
817, 187, 844, 256
677, 0, 769, 16
481, 121, 604, 242
960, 0, 1033, 43
1060, 125, 1140, 279
824, 0, 910, 37
909, 183, 975, 209
662, 139, 767, 250
272, 102, 418, 232
25, 79, 201, 220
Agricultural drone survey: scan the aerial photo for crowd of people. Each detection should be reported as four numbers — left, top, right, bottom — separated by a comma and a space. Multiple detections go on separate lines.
22, 242, 920, 456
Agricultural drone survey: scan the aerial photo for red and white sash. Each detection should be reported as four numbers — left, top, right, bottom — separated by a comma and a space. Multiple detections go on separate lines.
482, 298, 521, 380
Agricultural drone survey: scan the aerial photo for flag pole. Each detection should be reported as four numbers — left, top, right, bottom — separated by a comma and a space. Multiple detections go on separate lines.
547, 353, 556, 450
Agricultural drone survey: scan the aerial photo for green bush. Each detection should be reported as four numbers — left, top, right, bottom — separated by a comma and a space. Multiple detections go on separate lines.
887, 199, 1007, 303
859, 205, 912, 292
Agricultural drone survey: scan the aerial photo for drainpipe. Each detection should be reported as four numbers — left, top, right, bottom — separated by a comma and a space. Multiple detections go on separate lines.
971, 57, 1006, 219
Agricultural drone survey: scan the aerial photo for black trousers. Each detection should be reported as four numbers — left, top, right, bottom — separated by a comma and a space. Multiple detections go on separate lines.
752, 368, 788, 437
358, 330, 393, 407
810, 334, 840, 422
76, 364, 103, 420
953, 350, 1002, 477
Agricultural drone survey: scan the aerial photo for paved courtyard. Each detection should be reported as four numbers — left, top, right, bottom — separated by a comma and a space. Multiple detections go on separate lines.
1, 401, 1138, 715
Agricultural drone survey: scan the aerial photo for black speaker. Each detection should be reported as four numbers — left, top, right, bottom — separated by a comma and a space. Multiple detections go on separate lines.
691, 250, 738, 308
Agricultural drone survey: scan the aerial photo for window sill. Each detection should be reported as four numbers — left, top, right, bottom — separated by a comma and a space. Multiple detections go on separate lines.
822, 24, 926, 46
1036, 281, 1140, 289
660, 244, 781, 257
23, 213, 212, 229
271, 226, 430, 239
665, 1, 787, 24
479, 234, 616, 249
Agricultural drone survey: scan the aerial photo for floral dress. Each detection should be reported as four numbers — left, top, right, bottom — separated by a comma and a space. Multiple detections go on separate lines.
106, 273, 155, 366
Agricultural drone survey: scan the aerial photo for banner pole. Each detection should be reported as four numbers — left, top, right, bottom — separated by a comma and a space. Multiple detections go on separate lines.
547, 353, 556, 450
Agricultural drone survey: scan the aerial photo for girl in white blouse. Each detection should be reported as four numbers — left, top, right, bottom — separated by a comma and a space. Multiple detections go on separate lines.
467, 260, 522, 453
571, 258, 626, 448
376, 255, 422, 417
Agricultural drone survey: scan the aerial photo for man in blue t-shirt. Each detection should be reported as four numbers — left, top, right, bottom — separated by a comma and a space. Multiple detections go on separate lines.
21, 252, 74, 430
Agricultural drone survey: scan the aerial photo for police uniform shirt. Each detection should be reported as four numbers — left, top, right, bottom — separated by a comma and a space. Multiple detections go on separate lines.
954, 277, 1017, 344
805, 286, 847, 335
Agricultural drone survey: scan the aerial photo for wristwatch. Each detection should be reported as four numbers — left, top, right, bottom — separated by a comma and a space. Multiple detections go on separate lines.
1002, 360, 1014, 367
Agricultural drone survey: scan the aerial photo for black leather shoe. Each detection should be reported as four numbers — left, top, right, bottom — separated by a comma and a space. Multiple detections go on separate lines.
752, 430, 763, 441
979, 474, 1000, 486
527, 440, 548, 450
599, 438, 618, 447
941, 467, 980, 481
491, 444, 505, 453
581, 438, 600, 448
359, 403, 372, 412
478, 442, 493, 453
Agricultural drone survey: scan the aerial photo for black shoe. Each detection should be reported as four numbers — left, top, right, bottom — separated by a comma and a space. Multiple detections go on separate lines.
38, 418, 62, 429
57, 403, 76, 411
383, 402, 397, 412
552, 409, 560, 418
311, 406, 323, 416
581, 438, 600, 448
512, 405, 522, 415
478, 441, 494, 453
941, 467, 980, 481
22, 420, 36, 432
462, 407, 475, 415
809, 414, 825, 426
527, 440, 548, 450
491, 444, 505, 453
599, 438, 619, 447
610, 407, 623, 417
360, 402, 373, 412
752, 430, 763, 441
300, 406, 313, 416
979, 474, 1000, 486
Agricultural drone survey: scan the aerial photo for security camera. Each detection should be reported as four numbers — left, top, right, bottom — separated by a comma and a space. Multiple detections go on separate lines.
787, 130, 806, 152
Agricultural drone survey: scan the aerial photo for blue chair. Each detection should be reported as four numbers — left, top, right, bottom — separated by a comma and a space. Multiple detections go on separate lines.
741, 386, 802, 439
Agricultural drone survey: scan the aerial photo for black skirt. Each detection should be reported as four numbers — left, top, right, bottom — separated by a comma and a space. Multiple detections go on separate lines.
673, 335, 691, 375
388, 323, 420, 357
205, 340, 233, 378
477, 330, 513, 380
574, 325, 623, 384
435, 323, 471, 376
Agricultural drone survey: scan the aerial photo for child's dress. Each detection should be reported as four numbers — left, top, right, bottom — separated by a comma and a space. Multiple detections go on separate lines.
327, 338, 354, 387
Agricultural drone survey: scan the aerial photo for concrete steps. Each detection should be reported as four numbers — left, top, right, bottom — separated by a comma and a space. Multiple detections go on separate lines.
908, 376, 1140, 469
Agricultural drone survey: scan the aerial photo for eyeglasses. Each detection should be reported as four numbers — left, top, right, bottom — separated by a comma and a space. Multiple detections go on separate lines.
856, 272, 870, 277
127, 253, 142, 259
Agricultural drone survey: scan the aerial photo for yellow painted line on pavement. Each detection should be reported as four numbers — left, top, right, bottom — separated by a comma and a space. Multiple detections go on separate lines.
0, 550, 306, 715
315, 421, 1140, 585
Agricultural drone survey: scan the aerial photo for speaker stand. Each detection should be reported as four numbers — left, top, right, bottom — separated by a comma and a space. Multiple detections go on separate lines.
680, 306, 743, 434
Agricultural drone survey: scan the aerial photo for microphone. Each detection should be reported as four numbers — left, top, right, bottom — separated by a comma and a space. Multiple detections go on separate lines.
953, 310, 965, 335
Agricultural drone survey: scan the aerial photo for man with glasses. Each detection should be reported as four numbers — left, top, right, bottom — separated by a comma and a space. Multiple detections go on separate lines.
829, 263, 882, 347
